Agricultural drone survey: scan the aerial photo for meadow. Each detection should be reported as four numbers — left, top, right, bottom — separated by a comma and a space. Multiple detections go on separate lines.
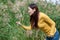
0, 0, 60, 40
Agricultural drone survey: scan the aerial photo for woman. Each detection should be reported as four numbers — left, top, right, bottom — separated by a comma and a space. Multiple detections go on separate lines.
16, 3, 59, 40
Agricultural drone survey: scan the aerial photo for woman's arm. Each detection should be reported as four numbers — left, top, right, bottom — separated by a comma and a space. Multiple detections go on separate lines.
42, 13, 56, 30
21, 25, 32, 30
16, 21, 32, 30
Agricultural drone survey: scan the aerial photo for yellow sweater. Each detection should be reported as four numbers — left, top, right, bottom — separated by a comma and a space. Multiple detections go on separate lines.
21, 12, 56, 37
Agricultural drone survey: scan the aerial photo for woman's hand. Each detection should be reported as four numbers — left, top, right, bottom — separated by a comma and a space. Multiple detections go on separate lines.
16, 21, 22, 26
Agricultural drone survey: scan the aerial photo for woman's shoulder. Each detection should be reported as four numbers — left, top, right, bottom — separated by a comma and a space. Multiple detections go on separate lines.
39, 12, 49, 20
39, 12, 47, 17
39, 12, 46, 15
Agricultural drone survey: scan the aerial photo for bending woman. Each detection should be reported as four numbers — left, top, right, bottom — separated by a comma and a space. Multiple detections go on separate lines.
16, 3, 59, 40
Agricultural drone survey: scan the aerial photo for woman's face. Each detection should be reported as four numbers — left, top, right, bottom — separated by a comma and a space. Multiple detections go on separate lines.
28, 7, 35, 16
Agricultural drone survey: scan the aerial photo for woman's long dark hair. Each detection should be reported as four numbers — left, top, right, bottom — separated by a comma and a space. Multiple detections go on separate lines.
29, 3, 39, 29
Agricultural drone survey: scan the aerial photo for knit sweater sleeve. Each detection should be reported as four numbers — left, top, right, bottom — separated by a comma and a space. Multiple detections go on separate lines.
21, 24, 32, 30
42, 13, 55, 31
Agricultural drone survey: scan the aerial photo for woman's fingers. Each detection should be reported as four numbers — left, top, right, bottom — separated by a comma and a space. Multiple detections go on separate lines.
16, 21, 20, 25
16, 21, 22, 26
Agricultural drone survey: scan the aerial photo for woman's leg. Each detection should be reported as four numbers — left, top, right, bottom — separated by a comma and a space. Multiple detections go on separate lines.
52, 30, 59, 40
46, 30, 59, 40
